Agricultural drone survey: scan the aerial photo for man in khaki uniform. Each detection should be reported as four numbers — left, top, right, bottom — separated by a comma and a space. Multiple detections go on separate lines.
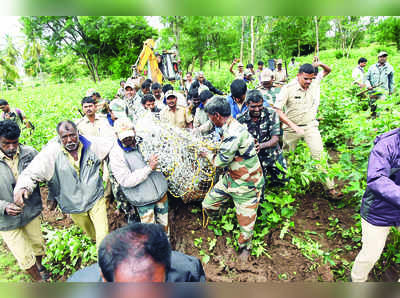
15, 121, 113, 248
76, 97, 116, 202
274, 63, 339, 198
229, 59, 245, 79
160, 90, 193, 129
273, 59, 287, 87
0, 121, 48, 281
76, 97, 115, 138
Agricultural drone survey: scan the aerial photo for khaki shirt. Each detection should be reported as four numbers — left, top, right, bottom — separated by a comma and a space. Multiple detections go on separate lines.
274, 69, 287, 83
76, 115, 115, 138
0, 148, 20, 179
61, 142, 83, 175
160, 105, 193, 129
193, 108, 209, 128
234, 70, 245, 80
275, 78, 320, 129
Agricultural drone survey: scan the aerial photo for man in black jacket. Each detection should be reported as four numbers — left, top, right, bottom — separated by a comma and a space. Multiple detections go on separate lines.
188, 72, 223, 101
68, 223, 206, 282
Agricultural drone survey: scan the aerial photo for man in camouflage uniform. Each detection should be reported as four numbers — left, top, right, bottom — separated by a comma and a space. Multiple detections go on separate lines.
257, 70, 281, 106
237, 90, 286, 188
201, 96, 264, 261
108, 118, 169, 233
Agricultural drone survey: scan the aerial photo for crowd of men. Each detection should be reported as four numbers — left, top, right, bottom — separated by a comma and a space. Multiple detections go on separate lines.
0, 51, 397, 282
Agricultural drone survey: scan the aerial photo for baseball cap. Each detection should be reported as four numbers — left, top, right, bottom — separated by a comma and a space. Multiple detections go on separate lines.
114, 118, 135, 141
124, 80, 136, 90
165, 90, 178, 99
85, 88, 96, 97
260, 70, 273, 82
109, 99, 127, 120
378, 51, 388, 57
277, 59, 283, 64
238, 62, 244, 67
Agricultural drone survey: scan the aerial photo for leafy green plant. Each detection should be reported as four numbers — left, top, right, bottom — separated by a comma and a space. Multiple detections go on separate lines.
43, 225, 97, 279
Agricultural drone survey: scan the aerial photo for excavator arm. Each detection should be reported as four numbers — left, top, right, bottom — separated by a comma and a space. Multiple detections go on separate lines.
133, 39, 163, 84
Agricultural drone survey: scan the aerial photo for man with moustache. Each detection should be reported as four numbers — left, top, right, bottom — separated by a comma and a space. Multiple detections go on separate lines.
76, 97, 116, 203
76, 97, 115, 138
274, 63, 339, 198
150, 82, 165, 110
237, 90, 286, 187
0, 120, 48, 281
14, 120, 113, 248
160, 90, 193, 129
141, 94, 162, 118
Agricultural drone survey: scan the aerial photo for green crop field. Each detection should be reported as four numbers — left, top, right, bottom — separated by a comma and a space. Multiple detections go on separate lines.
0, 43, 400, 282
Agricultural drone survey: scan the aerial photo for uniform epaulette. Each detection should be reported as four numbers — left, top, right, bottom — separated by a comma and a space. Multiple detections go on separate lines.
74, 117, 86, 126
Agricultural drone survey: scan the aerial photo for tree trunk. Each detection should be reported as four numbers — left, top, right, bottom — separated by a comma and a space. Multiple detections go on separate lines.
199, 55, 204, 70
174, 16, 181, 57
89, 55, 100, 82
250, 16, 254, 65
347, 35, 356, 59
81, 54, 97, 83
314, 16, 319, 57
298, 39, 301, 56
240, 16, 245, 62
190, 56, 196, 73
95, 53, 101, 82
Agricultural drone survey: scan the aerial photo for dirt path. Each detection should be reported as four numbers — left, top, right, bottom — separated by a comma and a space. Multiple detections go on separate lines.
40, 184, 399, 282
168, 184, 358, 282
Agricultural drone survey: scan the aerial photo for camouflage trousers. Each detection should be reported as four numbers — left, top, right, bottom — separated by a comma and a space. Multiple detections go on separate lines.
259, 150, 287, 187
202, 175, 262, 250
137, 194, 169, 234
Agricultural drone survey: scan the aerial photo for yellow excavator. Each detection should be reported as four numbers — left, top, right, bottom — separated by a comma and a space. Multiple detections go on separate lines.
132, 39, 180, 84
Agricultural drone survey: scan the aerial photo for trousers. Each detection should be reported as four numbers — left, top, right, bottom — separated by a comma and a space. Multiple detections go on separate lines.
283, 122, 334, 189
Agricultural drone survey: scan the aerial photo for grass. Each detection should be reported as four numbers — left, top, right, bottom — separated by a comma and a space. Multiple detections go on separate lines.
0, 239, 30, 282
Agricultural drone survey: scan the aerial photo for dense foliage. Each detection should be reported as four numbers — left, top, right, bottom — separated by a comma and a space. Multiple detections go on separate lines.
20, 16, 157, 82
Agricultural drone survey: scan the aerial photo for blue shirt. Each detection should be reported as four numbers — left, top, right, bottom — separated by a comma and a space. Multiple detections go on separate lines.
227, 94, 270, 119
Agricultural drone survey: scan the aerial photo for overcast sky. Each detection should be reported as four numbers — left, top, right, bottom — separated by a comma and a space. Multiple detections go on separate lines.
0, 16, 23, 46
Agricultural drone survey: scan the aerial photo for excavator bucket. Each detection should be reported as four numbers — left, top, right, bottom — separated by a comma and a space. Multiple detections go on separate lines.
133, 39, 178, 84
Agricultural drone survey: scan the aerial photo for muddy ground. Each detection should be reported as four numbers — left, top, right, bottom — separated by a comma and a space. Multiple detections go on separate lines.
40, 184, 399, 282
